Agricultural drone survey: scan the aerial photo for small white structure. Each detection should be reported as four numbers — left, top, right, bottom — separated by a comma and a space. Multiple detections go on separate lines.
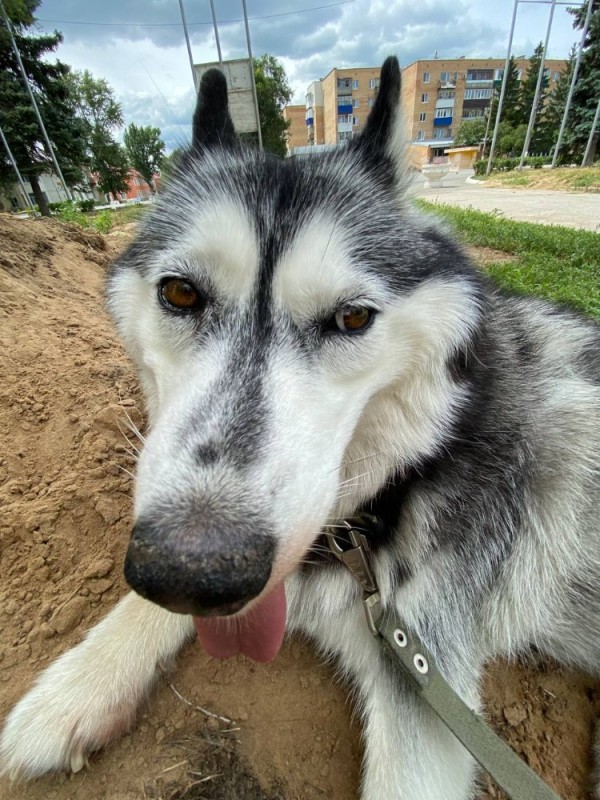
194, 59, 259, 134
421, 162, 451, 188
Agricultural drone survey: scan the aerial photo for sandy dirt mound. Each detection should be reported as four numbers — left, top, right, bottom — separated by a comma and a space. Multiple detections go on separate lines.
0, 215, 598, 799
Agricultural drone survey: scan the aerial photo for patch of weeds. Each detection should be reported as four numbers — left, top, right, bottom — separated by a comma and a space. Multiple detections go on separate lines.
414, 200, 600, 319
92, 210, 113, 233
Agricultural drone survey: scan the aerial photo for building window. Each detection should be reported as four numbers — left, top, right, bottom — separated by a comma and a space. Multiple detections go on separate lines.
435, 108, 452, 118
419, 112, 427, 122
439, 89, 455, 99
495, 69, 504, 80
421, 92, 429, 103
352, 116, 359, 126
369, 78, 379, 89
423, 72, 430, 83
352, 79, 359, 89
467, 69, 493, 81
338, 114, 352, 124
440, 71, 457, 82
339, 131, 352, 142
464, 88, 492, 100
368, 97, 375, 107
464, 108, 485, 118
553, 71, 561, 81
433, 127, 451, 139
353, 98, 359, 108
337, 78, 351, 90
416, 131, 426, 141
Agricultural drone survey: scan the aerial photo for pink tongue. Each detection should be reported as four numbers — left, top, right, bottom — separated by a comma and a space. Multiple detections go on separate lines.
194, 582, 286, 663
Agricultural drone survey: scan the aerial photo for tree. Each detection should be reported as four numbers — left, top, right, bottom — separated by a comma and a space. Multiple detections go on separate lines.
535, 46, 577, 157
241, 54, 292, 157
568, 0, 600, 161
516, 43, 550, 130
123, 123, 165, 191
453, 118, 487, 147
498, 56, 523, 128
159, 146, 186, 184
0, 0, 89, 215
66, 69, 130, 199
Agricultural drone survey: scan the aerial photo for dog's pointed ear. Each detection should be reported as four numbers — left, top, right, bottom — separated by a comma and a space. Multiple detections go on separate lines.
353, 56, 406, 178
192, 69, 239, 151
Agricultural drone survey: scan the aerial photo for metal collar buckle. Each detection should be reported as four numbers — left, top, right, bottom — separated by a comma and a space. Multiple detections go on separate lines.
325, 514, 383, 636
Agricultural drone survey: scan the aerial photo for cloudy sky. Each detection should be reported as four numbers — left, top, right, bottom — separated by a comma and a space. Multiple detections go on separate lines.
33, 0, 583, 151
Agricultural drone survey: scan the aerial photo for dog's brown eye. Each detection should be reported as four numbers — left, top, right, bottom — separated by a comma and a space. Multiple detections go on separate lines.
334, 305, 373, 333
159, 278, 204, 313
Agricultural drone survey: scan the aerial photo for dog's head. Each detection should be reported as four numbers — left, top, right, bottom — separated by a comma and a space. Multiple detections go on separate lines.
108, 57, 483, 660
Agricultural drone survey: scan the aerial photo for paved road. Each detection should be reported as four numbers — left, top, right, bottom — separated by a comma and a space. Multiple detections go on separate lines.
409, 170, 600, 232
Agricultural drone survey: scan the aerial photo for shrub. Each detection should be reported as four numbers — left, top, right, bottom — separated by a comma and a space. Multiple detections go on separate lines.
92, 210, 113, 233
77, 199, 96, 213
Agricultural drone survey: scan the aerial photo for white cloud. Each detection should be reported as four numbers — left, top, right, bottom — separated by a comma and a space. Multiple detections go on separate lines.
35, 0, 580, 150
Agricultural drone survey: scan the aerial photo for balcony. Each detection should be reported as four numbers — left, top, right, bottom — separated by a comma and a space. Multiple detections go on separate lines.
438, 80, 456, 89
337, 102, 353, 115
434, 116, 453, 127
305, 117, 314, 127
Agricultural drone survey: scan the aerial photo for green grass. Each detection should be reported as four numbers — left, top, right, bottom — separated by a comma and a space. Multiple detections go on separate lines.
414, 200, 600, 319
57, 201, 149, 232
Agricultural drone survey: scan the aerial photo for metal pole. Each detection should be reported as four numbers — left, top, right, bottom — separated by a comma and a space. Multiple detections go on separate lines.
241, 0, 263, 150
208, 0, 223, 66
486, 0, 519, 175
582, 97, 600, 166
178, 0, 197, 91
0, 122, 36, 210
0, 0, 72, 200
551, 0, 594, 167
519, 0, 557, 167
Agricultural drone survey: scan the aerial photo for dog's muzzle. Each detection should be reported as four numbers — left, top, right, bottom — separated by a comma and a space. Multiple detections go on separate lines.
124, 516, 275, 617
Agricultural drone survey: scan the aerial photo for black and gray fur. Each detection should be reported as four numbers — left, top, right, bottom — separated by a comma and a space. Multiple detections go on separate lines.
1, 57, 599, 800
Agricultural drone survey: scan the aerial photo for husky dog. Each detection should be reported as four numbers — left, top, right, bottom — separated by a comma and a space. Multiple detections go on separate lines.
1, 57, 599, 799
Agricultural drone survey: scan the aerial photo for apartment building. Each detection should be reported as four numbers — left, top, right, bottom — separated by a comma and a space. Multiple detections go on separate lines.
401, 57, 565, 159
284, 56, 566, 158
283, 104, 308, 152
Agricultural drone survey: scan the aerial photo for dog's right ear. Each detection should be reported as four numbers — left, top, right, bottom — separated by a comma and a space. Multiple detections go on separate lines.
192, 69, 239, 151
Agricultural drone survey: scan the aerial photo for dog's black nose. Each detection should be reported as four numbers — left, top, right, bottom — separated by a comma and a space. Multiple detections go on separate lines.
124, 517, 275, 617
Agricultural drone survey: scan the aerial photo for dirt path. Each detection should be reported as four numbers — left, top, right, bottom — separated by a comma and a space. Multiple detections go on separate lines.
0, 216, 598, 799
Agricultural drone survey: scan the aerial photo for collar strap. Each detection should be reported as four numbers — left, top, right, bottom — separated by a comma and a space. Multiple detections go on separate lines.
325, 517, 561, 800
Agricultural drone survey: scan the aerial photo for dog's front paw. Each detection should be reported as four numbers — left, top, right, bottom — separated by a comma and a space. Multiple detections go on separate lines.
0, 642, 139, 780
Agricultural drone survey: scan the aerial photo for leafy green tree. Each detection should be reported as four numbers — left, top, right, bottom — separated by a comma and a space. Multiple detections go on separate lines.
241, 54, 292, 157
159, 146, 186, 185
516, 43, 550, 131
66, 69, 129, 199
497, 122, 528, 156
123, 123, 165, 191
568, 0, 600, 161
498, 56, 523, 128
535, 46, 577, 157
0, 0, 88, 215
453, 118, 487, 146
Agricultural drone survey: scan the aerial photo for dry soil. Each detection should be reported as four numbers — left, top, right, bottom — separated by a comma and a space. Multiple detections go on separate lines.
0, 215, 598, 800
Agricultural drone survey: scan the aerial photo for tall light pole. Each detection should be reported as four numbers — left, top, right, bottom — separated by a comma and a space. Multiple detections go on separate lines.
519, 0, 557, 167
486, 0, 519, 174
178, 0, 197, 91
241, 0, 263, 150
0, 122, 36, 210
582, 97, 600, 167
551, 0, 594, 167
0, 0, 72, 201
209, 0, 223, 67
